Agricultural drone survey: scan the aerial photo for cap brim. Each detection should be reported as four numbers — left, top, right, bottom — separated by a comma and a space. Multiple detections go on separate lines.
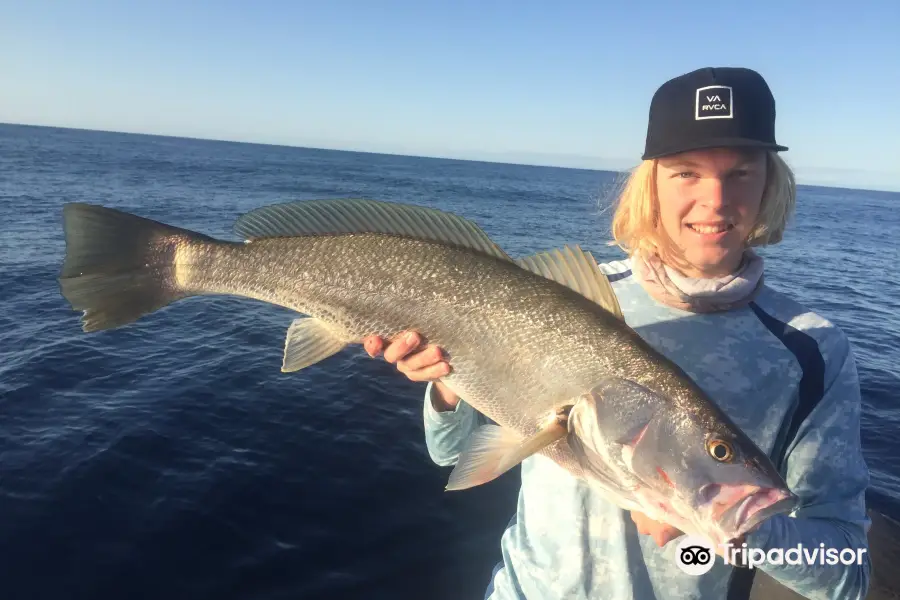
642, 138, 789, 160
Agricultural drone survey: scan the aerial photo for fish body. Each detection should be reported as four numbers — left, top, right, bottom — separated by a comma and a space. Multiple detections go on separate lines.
58, 198, 797, 548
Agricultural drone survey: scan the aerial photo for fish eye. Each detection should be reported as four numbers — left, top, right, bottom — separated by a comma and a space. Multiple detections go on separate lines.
706, 438, 733, 462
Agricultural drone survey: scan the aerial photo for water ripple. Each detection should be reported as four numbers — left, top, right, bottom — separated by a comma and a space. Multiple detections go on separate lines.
1, 123, 897, 599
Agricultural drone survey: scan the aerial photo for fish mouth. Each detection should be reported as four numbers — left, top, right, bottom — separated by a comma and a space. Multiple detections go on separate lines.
717, 486, 798, 538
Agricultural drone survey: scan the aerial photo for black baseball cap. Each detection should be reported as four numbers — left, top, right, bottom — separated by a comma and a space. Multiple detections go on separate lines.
642, 67, 789, 160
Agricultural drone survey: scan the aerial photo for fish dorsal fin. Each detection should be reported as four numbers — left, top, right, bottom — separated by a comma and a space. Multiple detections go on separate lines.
515, 245, 624, 320
233, 198, 513, 262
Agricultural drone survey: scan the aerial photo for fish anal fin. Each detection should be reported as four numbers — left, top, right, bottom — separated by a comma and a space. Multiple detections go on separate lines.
445, 421, 566, 491
282, 318, 348, 372
515, 245, 624, 320
233, 198, 513, 263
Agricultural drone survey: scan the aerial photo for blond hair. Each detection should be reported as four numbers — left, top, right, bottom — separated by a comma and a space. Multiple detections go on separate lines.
609, 151, 796, 270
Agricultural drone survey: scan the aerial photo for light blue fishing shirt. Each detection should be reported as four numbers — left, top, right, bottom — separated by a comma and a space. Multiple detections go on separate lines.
421, 258, 871, 600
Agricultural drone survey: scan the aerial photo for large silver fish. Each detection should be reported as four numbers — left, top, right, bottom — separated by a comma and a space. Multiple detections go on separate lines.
58, 198, 797, 547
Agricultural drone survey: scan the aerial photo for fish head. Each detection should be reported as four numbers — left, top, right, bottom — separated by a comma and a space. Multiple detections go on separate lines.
629, 410, 799, 546
566, 377, 798, 547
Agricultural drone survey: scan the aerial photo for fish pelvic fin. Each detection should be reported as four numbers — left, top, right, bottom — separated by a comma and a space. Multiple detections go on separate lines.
445, 421, 566, 491
282, 318, 349, 372
515, 245, 624, 320
58, 203, 216, 332
232, 198, 513, 262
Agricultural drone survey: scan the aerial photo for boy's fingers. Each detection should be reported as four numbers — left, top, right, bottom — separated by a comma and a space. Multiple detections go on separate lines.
399, 345, 445, 372
404, 361, 451, 382
384, 331, 421, 363
363, 336, 383, 358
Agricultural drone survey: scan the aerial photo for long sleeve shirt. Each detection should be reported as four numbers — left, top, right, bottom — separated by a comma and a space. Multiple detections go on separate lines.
422, 258, 871, 600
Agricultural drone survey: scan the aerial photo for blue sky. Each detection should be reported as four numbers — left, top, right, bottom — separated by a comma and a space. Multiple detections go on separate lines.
2, 0, 898, 191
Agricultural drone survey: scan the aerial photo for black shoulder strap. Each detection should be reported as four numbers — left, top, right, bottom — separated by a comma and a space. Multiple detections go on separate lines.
725, 302, 828, 599
726, 564, 757, 600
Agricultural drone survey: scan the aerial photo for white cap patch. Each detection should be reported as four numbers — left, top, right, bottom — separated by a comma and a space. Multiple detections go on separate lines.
695, 85, 733, 120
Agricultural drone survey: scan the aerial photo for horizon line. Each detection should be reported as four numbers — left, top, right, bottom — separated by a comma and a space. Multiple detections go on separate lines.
3, 120, 898, 195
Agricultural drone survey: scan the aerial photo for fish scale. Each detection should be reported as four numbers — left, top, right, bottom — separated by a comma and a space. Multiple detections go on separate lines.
57, 197, 799, 548
180, 234, 619, 436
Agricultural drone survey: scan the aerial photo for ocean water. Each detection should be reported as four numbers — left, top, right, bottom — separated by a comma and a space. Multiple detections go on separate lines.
1, 122, 898, 600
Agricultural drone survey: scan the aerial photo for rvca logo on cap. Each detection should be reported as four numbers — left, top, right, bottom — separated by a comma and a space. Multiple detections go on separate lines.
695, 85, 733, 120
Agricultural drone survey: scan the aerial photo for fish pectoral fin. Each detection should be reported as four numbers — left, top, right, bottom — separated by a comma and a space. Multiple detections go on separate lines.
497, 419, 568, 474
445, 421, 566, 491
515, 245, 624, 320
281, 318, 348, 372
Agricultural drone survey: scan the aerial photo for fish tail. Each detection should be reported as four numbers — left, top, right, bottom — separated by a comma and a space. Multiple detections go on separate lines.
58, 203, 216, 332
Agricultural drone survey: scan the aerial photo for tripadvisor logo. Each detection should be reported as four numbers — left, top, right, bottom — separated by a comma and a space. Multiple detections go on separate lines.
722, 542, 868, 569
674, 536, 716, 576
673, 535, 869, 575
